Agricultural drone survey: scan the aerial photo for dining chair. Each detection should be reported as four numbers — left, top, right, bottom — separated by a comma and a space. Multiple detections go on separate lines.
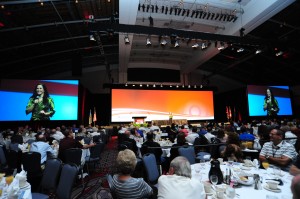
85, 143, 104, 174
178, 146, 196, 164
32, 163, 78, 199
0, 146, 7, 172
6, 150, 22, 174
64, 148, 84, 186
22, 151, 43, 192
106, 174, 117, 199
32, 158, 62, 199
142, 153, 160, 186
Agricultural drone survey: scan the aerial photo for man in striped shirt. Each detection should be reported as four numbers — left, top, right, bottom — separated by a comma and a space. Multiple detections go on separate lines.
259, 128, 298, 171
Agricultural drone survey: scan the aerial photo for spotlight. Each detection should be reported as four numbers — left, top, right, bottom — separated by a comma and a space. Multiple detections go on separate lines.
255, 49, 262, 54
125, 83, 128, 87
237, 48, 244, 52
89, 34, 95, 41
211, 13, 215, 20
176, 85, 179, 88
188, 85, 191, 88
170, 85, 173, 88
194, 85, 197, 88
132, 84, 135, 87
146, 37, 151, 46
232, 16, 238, 22
276, 51, 283, 56
182, 85, 185, 88
182, 9, 186, 16
124, 35, 130, 44
174, 40, 180, 48
147, 84, 149, 87
140, 84, 142, 87
160, 84, 163, 88
153, 84, 156, 88
160, 38, 167, 46
201, 42, 207, 50
200, 85, 203, 88
218, 42, 225, 50
192, 43, 199, 48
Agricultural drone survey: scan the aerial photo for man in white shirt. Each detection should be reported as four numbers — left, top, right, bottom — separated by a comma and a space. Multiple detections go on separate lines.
30, 134, 55, 164
185, 126, 199, 144
157, 156, 206, 199
50, 127, 65, 141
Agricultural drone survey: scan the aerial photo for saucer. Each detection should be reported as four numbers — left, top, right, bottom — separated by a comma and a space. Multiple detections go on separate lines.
19, 182, 30, 189
241, 166, 252, 170
263, 184, 281, 193
205, 191, 214, 196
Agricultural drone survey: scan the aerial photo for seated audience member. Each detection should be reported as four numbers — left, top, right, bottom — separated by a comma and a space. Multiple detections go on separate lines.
185, 126, 199, 144
157, 156, 206, 199
281, 125, 297, 146
291, 174, 300, 199
290, 155, 300, 176
178, 125, 188, 137
165, 125, 176, 143
58, 128, 95, 163
141, 132, 168, 172
259, 128, 298, 171
170, 133, 189, 161
222, 144, 244, 162
30, 134, 56, 164
257, 124, 270, 147
216, 129, 227, 143
111, 149, 153, 199
121, 130, 138, 155
239, 126, 255, 141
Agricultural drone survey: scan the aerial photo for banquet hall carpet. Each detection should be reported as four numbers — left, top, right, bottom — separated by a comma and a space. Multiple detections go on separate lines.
71, 136, 118, 199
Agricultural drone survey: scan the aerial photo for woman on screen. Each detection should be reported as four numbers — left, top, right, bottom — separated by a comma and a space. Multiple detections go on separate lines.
25, 83, 55, 121
263, 88, 279, 116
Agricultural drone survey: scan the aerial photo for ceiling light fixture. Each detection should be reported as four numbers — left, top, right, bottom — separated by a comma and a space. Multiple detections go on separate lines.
237, 47, 244, 52
276, 51, 283, 56
146, 37, 151, 46
255, 49, 262, 54
192, 43, 199, 49
124, 35, 130, 44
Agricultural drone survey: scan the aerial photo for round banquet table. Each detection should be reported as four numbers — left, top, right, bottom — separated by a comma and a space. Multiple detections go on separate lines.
191, 161, 293, 199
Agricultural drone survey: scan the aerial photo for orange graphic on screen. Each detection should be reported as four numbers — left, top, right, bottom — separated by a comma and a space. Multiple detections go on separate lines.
112, 89, 214, 122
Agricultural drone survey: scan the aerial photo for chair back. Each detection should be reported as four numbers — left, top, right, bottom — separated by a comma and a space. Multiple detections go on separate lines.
89, 143, 103, 159
142, 153, 159, 184
64, 148, 82, 166
0, 146, 7, 166
56, 163, 78, 199
83, 137, 91, 145
106, 174, 117, 199
6, 150, 21, 173
178, 146, 196, 164
22, 151, 42, 177
40, 158, 62, 192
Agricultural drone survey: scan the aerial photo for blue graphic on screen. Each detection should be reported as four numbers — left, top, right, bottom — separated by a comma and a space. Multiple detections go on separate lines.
248, 94, 293, 116
0, 91, 78, 121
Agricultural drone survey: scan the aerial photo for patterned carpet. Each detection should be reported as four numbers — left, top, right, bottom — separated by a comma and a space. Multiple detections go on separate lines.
71, 136, 118, 199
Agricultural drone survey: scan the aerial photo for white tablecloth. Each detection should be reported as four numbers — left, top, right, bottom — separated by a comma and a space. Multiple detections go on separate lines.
191, 162, 293, 199
0, 177, 32, 199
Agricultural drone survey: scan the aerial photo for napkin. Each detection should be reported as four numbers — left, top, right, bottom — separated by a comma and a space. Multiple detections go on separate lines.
244, 159, 254, 167
15, 170, 27, 188
7, 179, 20, 199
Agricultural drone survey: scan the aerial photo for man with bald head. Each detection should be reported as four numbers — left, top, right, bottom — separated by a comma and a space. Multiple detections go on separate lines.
30, 133, 55, 164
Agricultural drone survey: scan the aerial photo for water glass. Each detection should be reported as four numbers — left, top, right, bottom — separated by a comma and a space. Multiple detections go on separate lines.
210, 175, 218, 186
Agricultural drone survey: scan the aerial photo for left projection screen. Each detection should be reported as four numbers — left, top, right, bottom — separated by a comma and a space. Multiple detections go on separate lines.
111, 89, 214, 122
0, 79, 79, 121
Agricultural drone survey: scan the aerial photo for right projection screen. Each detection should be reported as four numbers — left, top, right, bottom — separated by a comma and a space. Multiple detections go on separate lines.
247, 85, 293, 116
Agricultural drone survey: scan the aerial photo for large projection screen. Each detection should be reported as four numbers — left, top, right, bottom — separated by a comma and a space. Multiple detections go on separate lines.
111, 89, 214, 122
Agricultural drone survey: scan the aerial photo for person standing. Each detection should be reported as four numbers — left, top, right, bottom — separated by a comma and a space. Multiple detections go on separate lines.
263, 88, 279, 116
25, 83, 55, 121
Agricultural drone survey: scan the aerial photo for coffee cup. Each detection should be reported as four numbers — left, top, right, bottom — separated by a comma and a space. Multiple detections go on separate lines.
203, 181, 212, 193
15, 174, 27, 187
216, 190, 225, 199
266, 180, 279, 190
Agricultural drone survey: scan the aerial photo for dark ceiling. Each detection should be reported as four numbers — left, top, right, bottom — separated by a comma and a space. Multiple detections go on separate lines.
0, 0, 299, 93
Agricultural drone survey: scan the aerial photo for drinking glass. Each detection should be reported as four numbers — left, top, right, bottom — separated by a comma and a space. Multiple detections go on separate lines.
200, 159, 206, 169
227, 157, 234, 167
262, 161, 270, 170
255, 160, 260, 170
210, 175, 218, 187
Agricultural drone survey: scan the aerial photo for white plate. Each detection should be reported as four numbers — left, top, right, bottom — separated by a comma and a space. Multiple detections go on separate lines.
238, 177, 254, 185
205, 191, 214, 196
19, 182, 30, 189
242, 163, 254, 167
241, 166, 252, 170
263, 184, 281, 193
